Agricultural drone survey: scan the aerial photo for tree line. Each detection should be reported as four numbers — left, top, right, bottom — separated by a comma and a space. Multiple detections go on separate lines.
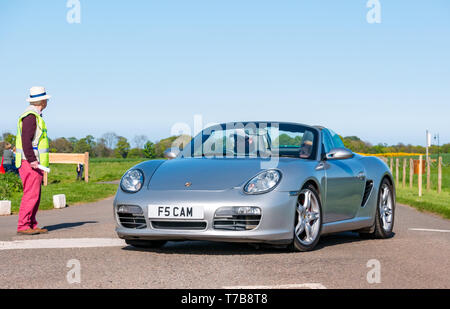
1, 131, 448, 158
0, 132, 191, 159
341, 136, 450, 155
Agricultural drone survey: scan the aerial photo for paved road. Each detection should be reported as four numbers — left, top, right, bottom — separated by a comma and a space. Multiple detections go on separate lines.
0, 197, 449, 289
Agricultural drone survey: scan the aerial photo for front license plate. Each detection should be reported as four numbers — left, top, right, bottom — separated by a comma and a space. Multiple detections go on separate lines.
148, 205, 204, 220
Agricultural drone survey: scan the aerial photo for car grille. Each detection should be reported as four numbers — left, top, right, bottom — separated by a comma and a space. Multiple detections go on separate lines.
151, 221, 207, 230
214, 214, 262, 231
118, 213, 147, 229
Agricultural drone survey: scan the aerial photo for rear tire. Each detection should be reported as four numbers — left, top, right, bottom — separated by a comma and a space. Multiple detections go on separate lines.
359, 178, 395, 239
125, 239, 167, 248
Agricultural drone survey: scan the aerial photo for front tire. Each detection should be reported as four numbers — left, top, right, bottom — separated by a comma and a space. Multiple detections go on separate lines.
360, 178, 395, 239
125, 239, 167, 248
291, 185, 323, 252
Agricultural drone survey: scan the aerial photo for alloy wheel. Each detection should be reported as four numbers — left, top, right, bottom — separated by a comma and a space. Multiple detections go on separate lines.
295, 189, 321, 245
379, 184, 393, 231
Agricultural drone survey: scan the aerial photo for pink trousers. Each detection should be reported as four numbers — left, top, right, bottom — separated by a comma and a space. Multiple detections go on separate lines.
17, 160, 43, 232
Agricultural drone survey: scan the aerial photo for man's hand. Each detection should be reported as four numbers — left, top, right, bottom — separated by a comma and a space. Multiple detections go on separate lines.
30, 161, 39, 169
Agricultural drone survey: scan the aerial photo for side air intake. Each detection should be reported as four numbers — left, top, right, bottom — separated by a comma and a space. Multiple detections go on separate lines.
361, 180, 374, 207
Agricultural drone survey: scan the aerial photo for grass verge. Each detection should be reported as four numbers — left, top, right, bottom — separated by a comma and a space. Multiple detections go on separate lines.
10, 182, 119, 213
396, 187, 450, 219
6, 158, 148, 214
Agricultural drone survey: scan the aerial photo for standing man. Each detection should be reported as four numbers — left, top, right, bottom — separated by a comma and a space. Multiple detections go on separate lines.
15, 86, 51, 235
2, 143, 19, 174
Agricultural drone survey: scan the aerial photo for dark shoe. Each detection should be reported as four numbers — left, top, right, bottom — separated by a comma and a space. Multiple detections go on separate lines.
17, 229, 40, 236
33, 227, 48, 234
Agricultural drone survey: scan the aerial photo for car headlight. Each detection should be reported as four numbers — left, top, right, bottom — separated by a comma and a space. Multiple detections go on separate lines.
120, 169, 144, 193
244, 170, 281, 194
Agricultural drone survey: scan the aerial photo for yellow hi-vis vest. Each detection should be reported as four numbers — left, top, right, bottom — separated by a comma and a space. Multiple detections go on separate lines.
15, 110, 50, 168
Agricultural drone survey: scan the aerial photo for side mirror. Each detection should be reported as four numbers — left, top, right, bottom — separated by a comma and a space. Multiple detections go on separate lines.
325, 148, 353, 160
164, 147, 180, 160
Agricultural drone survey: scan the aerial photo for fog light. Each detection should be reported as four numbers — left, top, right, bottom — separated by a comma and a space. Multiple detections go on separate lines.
117, 205, 143, 215
214, 206, 262, 231
215, 206, 261, 217
236, 206, 261, 216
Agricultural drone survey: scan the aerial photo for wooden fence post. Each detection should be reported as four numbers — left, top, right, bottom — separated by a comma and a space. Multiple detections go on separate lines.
84, 152, 89, 183
438, 157, 442, 194
43, 172, 48, 186
418, 155, 422, 197
390, 158, 393, 172
402, 158, 406, 188
409, 158, 413, 188
396, 158, 399, 187
426, 156, 431, 191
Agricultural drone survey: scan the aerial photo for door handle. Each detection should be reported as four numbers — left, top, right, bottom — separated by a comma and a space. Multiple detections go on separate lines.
315, 162, 325, 171
357, 172, 365, 180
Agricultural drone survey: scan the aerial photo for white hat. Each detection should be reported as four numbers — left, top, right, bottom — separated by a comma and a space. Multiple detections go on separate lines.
27, 86, 51, 103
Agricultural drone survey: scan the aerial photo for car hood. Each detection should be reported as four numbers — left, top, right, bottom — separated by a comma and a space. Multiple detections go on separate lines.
148, 158, 276, 191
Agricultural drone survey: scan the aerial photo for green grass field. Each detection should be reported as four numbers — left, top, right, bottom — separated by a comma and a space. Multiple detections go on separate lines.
8, 158, 148, 213
396, 187, 450, 219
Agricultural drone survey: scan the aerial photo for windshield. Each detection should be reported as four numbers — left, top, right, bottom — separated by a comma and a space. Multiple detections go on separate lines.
181, 122, 318, 159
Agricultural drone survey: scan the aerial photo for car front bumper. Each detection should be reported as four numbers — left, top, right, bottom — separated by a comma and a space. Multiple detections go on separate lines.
114, 188, 297, 245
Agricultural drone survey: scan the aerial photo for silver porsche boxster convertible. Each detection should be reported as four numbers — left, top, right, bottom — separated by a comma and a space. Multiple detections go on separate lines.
114, 122, 395, 251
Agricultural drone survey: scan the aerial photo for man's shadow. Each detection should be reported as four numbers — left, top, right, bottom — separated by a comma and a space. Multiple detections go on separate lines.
43, 221, 98, 232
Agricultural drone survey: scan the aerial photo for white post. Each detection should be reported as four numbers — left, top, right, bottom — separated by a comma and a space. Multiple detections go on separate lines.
438, 157, 442, 194
426, 130, 431, 191
418, 155, 423, 197
0, 201, 12, 216
53, 194, 67, 209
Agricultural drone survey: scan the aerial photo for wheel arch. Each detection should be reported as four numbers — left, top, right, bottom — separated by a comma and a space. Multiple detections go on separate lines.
299, 177, 324, 207
381, 172, 396, 203
301, 178, 321, 195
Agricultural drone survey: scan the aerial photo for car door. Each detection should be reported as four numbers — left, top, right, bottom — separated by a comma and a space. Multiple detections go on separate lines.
322, 129, 366, 223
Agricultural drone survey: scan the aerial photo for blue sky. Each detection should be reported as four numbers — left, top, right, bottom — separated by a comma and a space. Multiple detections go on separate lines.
0, 0, 449, 146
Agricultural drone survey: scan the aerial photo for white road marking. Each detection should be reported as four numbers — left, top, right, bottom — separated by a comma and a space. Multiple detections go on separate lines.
409, 228, 450, 233
222, 283, 327, 289
0, 238, 126, 250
